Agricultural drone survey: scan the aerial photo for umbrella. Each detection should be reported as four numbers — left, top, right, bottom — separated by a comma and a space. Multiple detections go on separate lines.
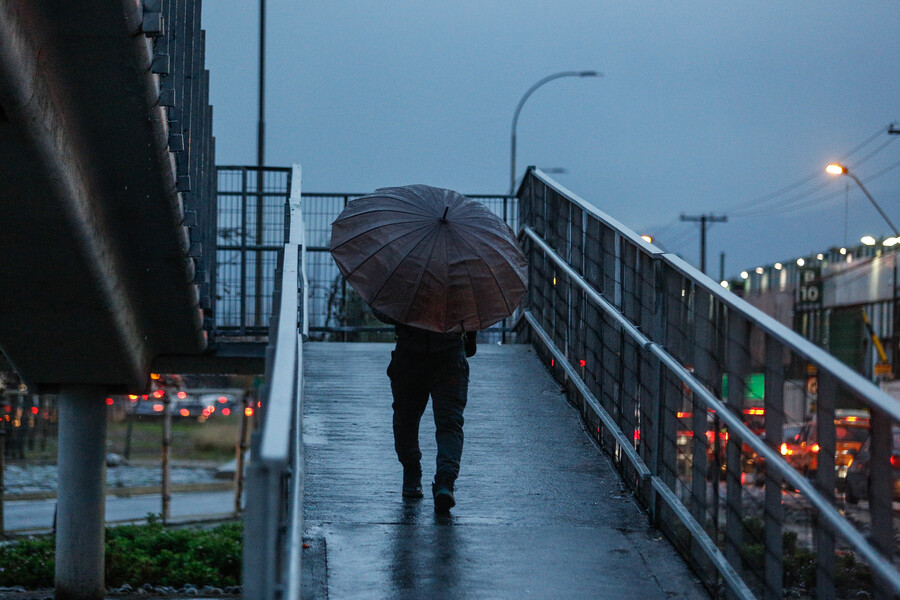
330, 185, 527, 333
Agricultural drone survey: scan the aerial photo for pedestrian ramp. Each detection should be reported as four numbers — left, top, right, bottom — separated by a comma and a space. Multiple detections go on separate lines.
301, 342, 708, 599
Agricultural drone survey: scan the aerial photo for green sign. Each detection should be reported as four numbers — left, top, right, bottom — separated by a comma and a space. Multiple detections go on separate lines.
721, 372, 765, 402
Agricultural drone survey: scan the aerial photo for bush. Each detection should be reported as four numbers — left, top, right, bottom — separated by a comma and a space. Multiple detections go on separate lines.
0, 516, 242, 589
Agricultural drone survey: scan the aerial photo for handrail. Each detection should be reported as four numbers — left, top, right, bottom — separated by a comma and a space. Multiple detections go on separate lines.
242, 164, 306, 600
519, 167, 900, 598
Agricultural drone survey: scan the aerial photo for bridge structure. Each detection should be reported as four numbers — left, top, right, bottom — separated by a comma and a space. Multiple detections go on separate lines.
1, 2, 900, 600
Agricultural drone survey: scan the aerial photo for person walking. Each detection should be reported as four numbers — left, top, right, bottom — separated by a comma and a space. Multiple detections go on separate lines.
330, 184, 527, 510
374, 308, 476, 512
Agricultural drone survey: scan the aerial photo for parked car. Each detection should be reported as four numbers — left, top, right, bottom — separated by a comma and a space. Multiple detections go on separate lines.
844, 425, 900, 504
794, 409, 870, 485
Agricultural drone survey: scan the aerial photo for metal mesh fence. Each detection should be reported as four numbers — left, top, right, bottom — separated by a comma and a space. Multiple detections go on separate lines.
216, 167, 291, 335
517, 167, 900, 600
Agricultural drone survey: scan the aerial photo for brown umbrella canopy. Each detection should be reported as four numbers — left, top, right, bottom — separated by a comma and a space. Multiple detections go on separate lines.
330, 185, 527, 333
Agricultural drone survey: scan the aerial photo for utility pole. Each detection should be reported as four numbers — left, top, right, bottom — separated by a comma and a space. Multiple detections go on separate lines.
680, 213, 727, 274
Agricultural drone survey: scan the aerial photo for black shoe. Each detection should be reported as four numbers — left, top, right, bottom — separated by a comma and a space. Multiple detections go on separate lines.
402, 468, 423, 499
432, 481, 455, 512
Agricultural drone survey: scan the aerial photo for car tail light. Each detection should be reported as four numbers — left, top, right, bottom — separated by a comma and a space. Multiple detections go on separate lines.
177, 391, 187, 399
180, 408, 190, 417
153, 404, 164, 412
245, 407, 255, 417
128, 394, 138, 400
891, 455, 900, 469
218, 396, 228, 403
105, 398, 113, 406
811, 443, 820, 453
153, 390, 165, 399
222, 407, 231, 416
31, 406, 40, 414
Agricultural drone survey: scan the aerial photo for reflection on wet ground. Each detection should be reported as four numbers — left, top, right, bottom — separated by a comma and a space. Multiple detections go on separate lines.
303, 343, 710, 599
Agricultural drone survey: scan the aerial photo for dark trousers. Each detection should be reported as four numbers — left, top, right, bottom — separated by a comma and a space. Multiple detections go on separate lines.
387, 347, 469, 484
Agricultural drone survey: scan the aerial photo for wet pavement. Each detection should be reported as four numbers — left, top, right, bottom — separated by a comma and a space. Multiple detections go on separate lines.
303, 342, 710, 599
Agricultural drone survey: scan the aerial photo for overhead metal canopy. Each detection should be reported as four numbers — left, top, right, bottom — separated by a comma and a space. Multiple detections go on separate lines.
0, 1, 209, 392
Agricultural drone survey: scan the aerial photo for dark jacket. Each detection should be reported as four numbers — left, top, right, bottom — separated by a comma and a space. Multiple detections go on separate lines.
373, 308, 477, 357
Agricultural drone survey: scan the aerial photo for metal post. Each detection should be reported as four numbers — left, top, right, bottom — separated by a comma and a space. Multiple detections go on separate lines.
868, 407, 894, 600
234, 392, 251, 516
0, 424, 5, 537
257, 0, 266, 169
725, 309, 749, 598
815, 372, 837, 600
56, 385, 107, 600
161, 394, 172, 523
763, 335, 785, 600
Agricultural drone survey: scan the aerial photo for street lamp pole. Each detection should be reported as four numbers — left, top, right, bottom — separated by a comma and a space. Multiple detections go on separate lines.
509, 70, 600, 195
826, 164, 900, 238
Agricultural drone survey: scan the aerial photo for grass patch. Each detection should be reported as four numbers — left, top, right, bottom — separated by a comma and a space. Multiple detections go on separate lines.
0, 516, 242, 589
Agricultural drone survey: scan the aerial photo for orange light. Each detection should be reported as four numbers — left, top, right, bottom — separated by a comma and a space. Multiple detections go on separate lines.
579, 359, 586, 368
152, 404, 164, 412
811, 443, 820, 453
207, 405, 215, 413
153, 389, 165, 398
218, 396, 228, 403
31, 406, 40, 414
180, 408, 190, 417
105, 398, 113, 406
676, 412, 692, 419
552, 277, 557, 285
150, 373, 161, 380
743, 408, 765, 416
845, 416, 858, 422
245, 407, 255, 417
780, 443, 792, 456
177, 391, 187, 399
257, 401, 261, 408
128, 394, 138, 400
222, 408, 231, 416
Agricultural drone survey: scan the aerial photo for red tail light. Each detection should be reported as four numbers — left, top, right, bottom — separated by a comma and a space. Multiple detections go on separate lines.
105, 398, 113, 406
177, 391, 187, 399
244, 407, 255, 417
222, 407, 231, 416
891, 455, 900, 469
218, 396, 228, 403
31, 406, 39, 414
634, 428, 641, 441
152, 404, 164, 412
153, 389, 165, 399
180, 408, 190, 417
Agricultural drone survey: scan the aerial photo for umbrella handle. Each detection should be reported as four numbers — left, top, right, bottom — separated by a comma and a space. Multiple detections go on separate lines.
441, 206, 449, 222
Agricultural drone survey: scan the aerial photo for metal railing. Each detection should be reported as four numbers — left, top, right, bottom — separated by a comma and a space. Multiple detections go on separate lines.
242, 165, 308, 600
516, 167, 900, 599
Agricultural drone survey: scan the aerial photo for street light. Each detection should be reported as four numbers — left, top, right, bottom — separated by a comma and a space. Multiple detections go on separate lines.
826, 163, 900, 237
510, 70, 601, 194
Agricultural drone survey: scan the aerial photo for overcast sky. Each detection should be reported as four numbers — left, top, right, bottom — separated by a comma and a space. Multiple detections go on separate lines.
202, 2, 900, 280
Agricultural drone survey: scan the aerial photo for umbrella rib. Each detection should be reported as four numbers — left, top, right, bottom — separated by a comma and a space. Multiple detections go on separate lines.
333, 220, 434, 256
368, 222, 441, 304
451, 230, 521, 315
398, 224, 444, 325
341, 222, 437, 278
444, 232, 485, 331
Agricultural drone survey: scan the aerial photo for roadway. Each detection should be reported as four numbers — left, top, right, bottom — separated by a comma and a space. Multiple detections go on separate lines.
4, 490, 236, 533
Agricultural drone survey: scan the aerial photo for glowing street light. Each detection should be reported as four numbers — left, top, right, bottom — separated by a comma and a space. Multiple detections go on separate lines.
796, 258, 805, 266
861, 235, 876, 246
826, 163, 900, 238
640, 234, 653, 243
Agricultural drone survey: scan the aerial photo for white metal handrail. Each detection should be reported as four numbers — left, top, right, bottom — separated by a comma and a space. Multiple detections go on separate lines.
519, 167, 900, 598
243, 164, 306, 600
